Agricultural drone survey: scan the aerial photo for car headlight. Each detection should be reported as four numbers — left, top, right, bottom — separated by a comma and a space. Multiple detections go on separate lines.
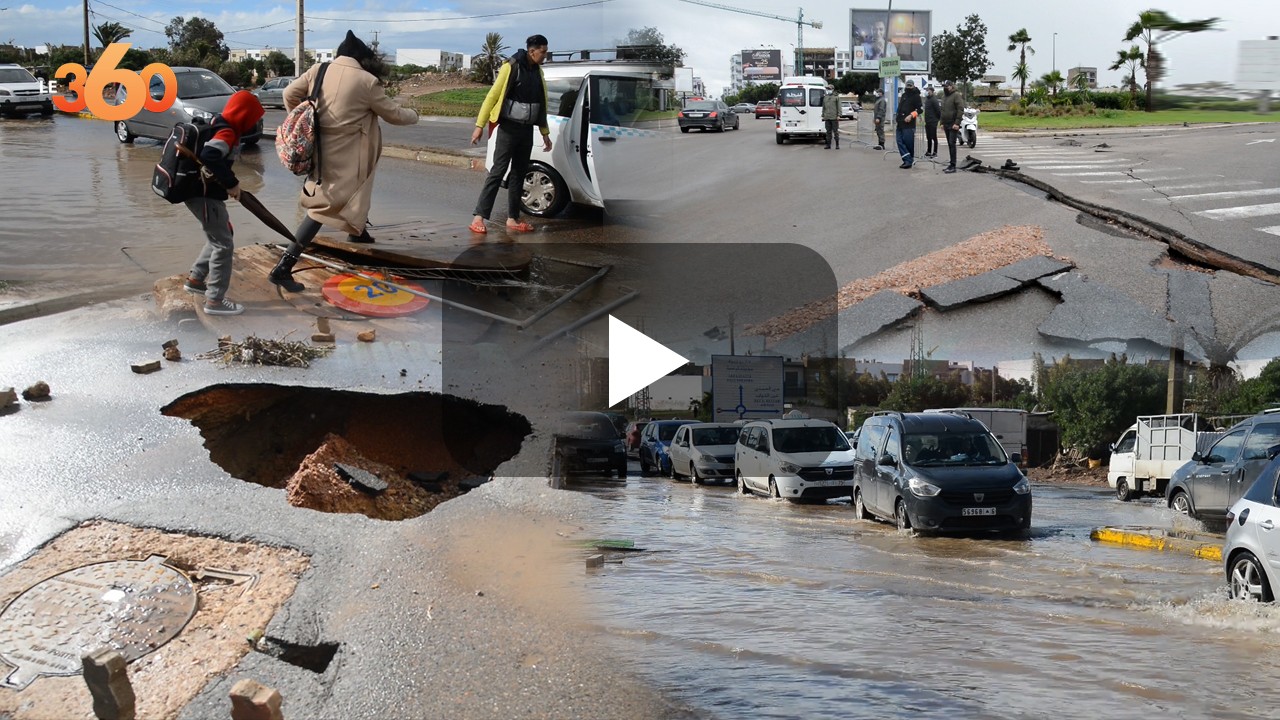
613, 441, 625, 453
698, 453, 718, 464
779, 462, 801, 474
908, 477, 941, 497
0, 90, 11, 97
191, 109, 214, 121
1013, 477, 1031, 495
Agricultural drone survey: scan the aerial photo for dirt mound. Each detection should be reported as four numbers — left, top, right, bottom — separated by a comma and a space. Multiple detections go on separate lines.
1027, 462, 1108, 487
394, 72, 487, 99
285, 433, 460, 519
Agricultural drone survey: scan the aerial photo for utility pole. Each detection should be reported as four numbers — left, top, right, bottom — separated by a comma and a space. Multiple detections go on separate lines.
82, 0, 90, 65
294, 0, 306, 76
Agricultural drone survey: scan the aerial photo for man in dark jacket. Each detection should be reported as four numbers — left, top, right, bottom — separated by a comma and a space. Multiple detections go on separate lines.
939, 79, 965, 173
181, 90, 264, 316
923, 85, 941, 158
872, 89, 886, 149
894, 79, 923, 169
821, 85, 840, 149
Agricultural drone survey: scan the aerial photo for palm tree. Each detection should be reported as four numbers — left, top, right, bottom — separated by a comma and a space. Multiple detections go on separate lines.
1109, 46, 1145, 108
1012, 61, 1031, 102
1124, 10, 1219, 112
1040, 70, 1064, 98
92, 21, 131, 54
1006, 28, 1034, 98
477, 32, 508, 83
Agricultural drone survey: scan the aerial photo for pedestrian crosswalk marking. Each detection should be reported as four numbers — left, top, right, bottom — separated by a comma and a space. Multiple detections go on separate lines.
1053, 168, 1182, 176
1025, 163, 1132, 170
1144, 187, 1280, 203
1110, 179, 1255, 192
1195, 202, 1280, 220
1259, 225, 1280, 237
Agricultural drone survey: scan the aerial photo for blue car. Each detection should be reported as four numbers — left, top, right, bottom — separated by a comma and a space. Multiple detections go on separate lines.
638, 419, 698, 476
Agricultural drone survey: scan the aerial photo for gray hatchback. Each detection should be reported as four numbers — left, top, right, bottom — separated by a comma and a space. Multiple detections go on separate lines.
1166, 409, 1280, 521
114, 67, 263, 146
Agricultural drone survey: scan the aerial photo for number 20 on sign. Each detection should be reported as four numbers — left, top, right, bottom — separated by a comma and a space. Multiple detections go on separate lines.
53, 43, 176, 122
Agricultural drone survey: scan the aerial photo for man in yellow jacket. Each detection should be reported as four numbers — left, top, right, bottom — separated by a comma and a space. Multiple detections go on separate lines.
469, 34, 553, 234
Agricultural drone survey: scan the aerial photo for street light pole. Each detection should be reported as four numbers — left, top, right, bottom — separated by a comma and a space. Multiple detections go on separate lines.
1052, 32, 1057, 74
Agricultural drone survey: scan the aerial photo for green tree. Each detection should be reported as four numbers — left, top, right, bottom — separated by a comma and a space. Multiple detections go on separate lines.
1006, 28, 1034, 98
1109, 45, 1145, 107
1124, 9, 1220, 112
91, 22, 131, 57
164, 16, 229, 65
1039, 69, 1064, 98
474, 32, 508, 83
881, 375, 970, 413
263, 50, 294, 77
929, 14, 992, 93
1038, 356, 1166, 456
1070, 68, 1092, 103
615, 26, 685, 67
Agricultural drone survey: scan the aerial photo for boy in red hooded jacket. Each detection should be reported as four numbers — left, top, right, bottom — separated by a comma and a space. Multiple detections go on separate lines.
182, 90, 264, 315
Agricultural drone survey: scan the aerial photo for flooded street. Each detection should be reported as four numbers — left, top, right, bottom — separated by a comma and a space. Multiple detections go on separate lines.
576, 476, 1280, 719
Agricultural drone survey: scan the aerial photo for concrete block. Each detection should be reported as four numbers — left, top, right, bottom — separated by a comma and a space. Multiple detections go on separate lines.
82, 649, 136, 720
0, 387, 16, 408
316, 317, 331, 335
311, 333, 336, 344
229, 678, 284, 720
131, 360, 161, 374
585, 554, 605, 569
161, 338, 179, 350
163, 346, 182, 362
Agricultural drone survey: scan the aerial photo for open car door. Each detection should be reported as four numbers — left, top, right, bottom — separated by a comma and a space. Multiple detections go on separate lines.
582, 73, 671, 216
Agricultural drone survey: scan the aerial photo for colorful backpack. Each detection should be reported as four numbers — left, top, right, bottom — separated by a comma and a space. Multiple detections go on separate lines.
151, 121, 211, 203
275, 63, 329, 178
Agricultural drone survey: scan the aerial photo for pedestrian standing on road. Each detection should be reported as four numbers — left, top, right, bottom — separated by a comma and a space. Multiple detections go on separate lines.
182, 90, 265, 316
923, 84, 941, 158
469, 34, 553, 235
872, 89, 887, 150
268, 30, 419, 293
939, 79, 965, 174
894, 79, 923, 169
821, 85, 840, 150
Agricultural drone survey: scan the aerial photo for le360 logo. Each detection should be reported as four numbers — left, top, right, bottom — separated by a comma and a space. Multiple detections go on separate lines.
53, 43, 177, 122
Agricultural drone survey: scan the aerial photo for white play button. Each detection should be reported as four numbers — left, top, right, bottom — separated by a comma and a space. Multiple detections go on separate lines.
608, 315, 689, 407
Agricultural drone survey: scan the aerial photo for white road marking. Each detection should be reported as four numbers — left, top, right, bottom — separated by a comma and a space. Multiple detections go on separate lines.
1143, 187, 1280, 203
1195, 202, 1280, 220
1110, 179, 1258, 192
1053, 168, 1182, 176
1259, 225, 1280, 236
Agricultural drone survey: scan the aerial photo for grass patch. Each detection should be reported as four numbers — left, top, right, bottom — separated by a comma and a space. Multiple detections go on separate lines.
406, 87, 490, 117
985, 109, 1280, 130
0, 280, 9, 293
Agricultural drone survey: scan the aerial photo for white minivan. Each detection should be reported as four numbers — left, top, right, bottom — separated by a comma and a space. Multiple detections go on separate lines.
774, 75, 827, 145
735, 418, 856, 502
486, 60, 670, 217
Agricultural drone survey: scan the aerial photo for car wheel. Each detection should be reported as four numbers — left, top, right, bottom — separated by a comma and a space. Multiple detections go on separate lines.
1169, 490, 1192, 516
115, 120, 134, 144
1115, 478, 1133, 502
769, 476, 780, 499
738, 472, 751, 495
1229, 552, 1274, 602
895, 500, 911, 531
690, 467, 701, 485
680, 127, 689, 133
854, 490, 873, 521
40, 103, 54, 117
614, 462, 627, 479
639, 454, 652, 477
775, 134, 783, 145
521, 163, 569, 218
716, 121, 724, 133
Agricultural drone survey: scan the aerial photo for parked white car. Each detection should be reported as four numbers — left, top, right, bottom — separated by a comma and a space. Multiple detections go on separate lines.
668, 423, 742, 484
735, 419, 856, 502
1223, 448, 1280, 601
0, 64, 54, 118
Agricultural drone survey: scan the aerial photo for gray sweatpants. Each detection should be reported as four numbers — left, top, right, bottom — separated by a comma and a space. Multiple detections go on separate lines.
184, 197, 234, 303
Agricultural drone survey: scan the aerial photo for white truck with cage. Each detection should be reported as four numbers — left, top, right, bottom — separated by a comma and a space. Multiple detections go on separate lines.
1107, 414, 1221, 501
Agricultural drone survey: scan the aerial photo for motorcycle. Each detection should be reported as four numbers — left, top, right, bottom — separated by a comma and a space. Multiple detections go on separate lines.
961, 107, 979, 148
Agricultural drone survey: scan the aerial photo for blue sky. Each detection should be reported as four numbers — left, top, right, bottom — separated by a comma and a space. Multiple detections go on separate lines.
2, 0, 1277, 97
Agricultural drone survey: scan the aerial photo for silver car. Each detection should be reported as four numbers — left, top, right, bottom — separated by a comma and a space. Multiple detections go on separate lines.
114, 67, 263, 146
1223, 449, 1280, 601
253, 75, 295, 109
1167, 410, 1280, 521
668, 423, 742, 485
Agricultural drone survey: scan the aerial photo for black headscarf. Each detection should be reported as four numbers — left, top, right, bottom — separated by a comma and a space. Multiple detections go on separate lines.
336, 30, 374, 62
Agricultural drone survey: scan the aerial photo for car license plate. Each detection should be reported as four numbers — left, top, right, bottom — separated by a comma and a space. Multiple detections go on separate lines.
586, 457, 608, 464
687, 113, 704, 117
962, 507, 997, 516
812, 479, 846, 487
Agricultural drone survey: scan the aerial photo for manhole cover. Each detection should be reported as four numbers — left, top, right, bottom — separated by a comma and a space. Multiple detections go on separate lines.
0, 555, 196, 690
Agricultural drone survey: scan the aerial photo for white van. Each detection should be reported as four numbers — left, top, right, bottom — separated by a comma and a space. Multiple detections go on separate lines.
775, 75, 827, 145
486, 59, 670, 217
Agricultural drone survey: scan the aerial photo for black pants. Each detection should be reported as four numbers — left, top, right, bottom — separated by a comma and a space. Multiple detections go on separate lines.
874, 120, 885, 147
474, 123, 535, 221
944, 126, 960, 168
925, 122, 938, 155
824, 119, 840, 148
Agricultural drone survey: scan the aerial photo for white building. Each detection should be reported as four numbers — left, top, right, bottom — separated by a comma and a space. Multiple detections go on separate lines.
228, 47, 334, 64
395, 49, 469, 72
834, 49, 852, 76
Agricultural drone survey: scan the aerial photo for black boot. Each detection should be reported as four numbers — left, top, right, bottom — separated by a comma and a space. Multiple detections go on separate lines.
348, 229, 375, 244
269, 251, 306, 293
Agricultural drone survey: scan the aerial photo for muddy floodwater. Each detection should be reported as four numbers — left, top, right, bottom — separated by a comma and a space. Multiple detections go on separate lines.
575, 477, 1280, 719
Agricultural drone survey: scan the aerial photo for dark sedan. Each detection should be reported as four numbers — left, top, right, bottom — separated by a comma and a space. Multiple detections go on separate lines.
552, 412, 628, 479
678, 100, 739, 133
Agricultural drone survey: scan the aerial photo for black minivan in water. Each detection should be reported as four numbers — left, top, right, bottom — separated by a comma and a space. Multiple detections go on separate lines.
852, 411, 1032, 534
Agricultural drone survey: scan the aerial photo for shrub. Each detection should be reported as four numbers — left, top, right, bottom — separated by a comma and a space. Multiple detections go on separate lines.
1090, 91, 1133, 110
1039, 356, 1166, 457
1009, 104, 1026, 116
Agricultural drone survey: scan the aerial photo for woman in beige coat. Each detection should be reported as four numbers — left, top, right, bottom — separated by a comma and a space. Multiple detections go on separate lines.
269, 30, 419, 293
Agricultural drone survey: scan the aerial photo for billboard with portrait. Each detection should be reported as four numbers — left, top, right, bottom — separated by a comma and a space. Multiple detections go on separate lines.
741, 49, 783, 82
850, 9, 931, 73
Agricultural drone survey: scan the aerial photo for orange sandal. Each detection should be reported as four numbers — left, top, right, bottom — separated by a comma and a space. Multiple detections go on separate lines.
468, 218, 487, 234
506, 221, 535, 233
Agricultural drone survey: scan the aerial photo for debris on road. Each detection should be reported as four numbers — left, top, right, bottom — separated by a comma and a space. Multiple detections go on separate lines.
285, 434, 458, 520
163, 343, 182, 362
131, 361, 161, 375
21, 380, 50, 400
357, 329, 376, 343
311, 333, 336, 344
1, 387, 17, 408
197, 335, 331, 368
333, 462, 389, 494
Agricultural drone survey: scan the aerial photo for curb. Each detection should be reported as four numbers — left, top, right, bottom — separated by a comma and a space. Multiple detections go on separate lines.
379, 145, 485, 171
1090, 526, 1222, 562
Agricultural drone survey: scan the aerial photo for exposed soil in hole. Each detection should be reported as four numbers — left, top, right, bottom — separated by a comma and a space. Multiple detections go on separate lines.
161, 385, 531, 520
0, 521, 308, 720
1157, 249, 1217, 274
253, 637, 339, 673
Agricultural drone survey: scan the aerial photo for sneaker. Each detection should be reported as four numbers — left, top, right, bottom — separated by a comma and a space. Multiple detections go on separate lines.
203, 298, 245, 316
899, 162, 912, 169
183, 276, 206, 294
873, 145, 884, 150
944, 166, 957, 174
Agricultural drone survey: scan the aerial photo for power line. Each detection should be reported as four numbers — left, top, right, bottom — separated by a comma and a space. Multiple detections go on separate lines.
90, 0, 169, 31
222, 18, 296, 35
304, 0, 612, 24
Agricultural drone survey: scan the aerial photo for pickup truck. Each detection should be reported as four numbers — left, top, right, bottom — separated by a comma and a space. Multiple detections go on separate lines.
1108, 414, 1222, 501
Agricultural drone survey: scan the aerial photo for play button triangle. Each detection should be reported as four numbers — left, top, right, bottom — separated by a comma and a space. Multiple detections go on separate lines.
608, 316, 689, 407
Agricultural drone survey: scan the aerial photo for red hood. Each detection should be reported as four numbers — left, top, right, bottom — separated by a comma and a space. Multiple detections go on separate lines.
221, 90, 264, 135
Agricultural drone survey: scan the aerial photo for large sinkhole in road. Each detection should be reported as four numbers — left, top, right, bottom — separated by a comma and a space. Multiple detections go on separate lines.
161, 384, 531, 519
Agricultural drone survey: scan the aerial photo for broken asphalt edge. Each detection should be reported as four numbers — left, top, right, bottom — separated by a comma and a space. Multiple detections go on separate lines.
1090, 526, 1222, 562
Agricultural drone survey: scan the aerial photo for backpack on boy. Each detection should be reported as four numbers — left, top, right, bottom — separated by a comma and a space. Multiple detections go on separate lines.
151, 121, 213, 203
275, 63, 329, 182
